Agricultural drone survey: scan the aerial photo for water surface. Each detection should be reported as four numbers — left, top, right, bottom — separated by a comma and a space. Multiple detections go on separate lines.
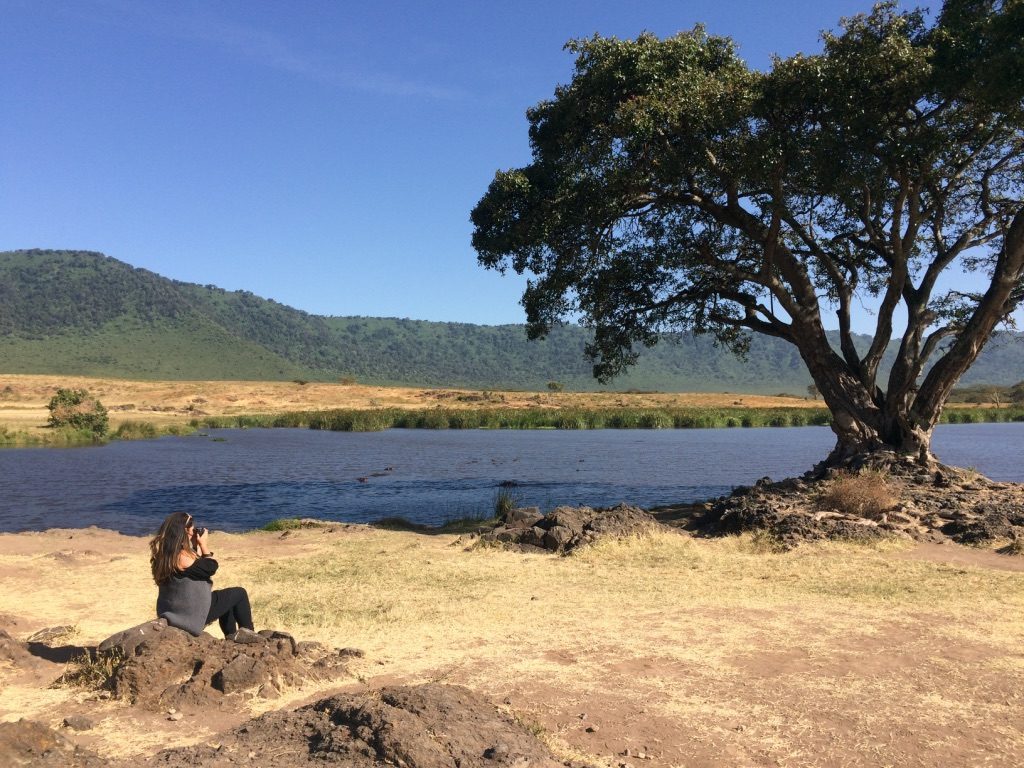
1, 423, 1020, 534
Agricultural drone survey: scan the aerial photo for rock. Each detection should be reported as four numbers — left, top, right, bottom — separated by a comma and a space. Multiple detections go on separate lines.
504, 507, 543, 528
61, 716, 94, 731
211, 654, 272, 694
257, 630, 297, 654
107, 625, 349, 711
0, 629, 33, 665
97, 618, 169, 656
542, 525, 574, 551
483, 742, 509, 759
168, 712, 183, 721
231, 628, 266, 645
494, 527, 524, 543
0, 719, 106, 767
480, 503, 664, 554
26, 626, 76, 644
147, 683, 566, 768
520, 526, 547, 548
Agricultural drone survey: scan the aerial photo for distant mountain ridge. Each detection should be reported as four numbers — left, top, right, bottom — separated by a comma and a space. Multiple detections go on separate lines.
1, 249, 1021, 392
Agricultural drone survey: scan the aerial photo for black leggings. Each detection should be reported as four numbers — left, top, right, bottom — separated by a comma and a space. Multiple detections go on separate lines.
205, 587, 254, 636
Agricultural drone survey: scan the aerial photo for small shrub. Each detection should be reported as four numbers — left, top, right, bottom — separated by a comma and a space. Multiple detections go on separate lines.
47, 388, 109, 436
493, 488, 519, 521
547, 381, 564, 392
816, 471, 898, 518
54, 648, 125, 690
339, 376, 358, 385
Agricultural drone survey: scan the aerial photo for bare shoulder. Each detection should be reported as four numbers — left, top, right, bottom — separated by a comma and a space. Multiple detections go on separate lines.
175, 549, 197, 571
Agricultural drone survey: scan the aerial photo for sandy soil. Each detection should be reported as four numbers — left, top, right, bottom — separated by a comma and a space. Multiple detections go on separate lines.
0, 374, 823, 433
1, 525, 1021, 766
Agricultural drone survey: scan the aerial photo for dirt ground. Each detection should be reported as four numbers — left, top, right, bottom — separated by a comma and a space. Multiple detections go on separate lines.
1, 524, 1021, 766
0, 374, 823, 434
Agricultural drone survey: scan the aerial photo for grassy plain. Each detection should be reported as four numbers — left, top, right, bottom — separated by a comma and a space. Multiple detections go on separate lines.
2, 374, 1018, 445
0, 526, 1021, 765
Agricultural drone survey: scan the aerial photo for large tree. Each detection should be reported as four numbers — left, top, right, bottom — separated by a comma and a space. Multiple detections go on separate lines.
471, 1, 1023, 468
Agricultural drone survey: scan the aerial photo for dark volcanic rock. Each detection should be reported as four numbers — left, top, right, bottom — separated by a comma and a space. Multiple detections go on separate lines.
0, 628, 34, 667
148, 683, 571, 768
104, 624, 351, 710
689, 466, 1024, 548
98, 618, 169, 656
481, 503, 663, 553
0, 719, 106, 768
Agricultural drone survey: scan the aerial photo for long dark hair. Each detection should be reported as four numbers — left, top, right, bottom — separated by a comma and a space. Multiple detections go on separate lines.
150, 511, 192, 585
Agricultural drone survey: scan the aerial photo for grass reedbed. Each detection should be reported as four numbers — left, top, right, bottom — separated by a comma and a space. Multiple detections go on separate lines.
195, 405, 1024, 433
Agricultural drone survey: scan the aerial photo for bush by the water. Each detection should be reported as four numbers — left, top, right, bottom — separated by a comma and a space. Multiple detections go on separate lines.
46, 387, 109, 435
816, 471, 898, 518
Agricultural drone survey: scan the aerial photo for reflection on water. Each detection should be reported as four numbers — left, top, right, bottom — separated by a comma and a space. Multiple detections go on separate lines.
0, 423, 1021, 534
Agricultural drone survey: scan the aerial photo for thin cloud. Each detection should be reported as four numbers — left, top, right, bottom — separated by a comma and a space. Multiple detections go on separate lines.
92, 0, 466, 101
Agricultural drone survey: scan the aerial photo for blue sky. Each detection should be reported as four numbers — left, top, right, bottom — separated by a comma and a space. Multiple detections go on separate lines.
2, 0, 976, 333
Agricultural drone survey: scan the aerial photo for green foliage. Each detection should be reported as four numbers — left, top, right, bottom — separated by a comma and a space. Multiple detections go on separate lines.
47, 388, 109, 435
493, 488, 520, 520
113, 420, 158, 440
2, 249, 1024, 392
469, 1, 1024, 456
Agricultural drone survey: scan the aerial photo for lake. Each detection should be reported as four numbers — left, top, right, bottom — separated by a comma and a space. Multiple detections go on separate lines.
1, 423, 1021, 535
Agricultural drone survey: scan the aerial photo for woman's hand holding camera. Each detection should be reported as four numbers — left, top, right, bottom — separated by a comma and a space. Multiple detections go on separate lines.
192, 526, 211, 556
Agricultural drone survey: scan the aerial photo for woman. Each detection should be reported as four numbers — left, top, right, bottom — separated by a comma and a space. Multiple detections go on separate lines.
150, 511, 255, 638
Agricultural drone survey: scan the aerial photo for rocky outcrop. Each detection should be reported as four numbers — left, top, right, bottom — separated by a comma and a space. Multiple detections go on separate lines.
0, 719, 106, 768
480, 503, 663, 553
93, 625, 353, 710
148, 683, 574, 768
690, 468, 1024, 549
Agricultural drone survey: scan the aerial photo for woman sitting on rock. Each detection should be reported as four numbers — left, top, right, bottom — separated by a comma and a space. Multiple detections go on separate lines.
150, 511, 255, 640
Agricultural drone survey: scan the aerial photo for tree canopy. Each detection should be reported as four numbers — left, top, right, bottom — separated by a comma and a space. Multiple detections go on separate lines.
472, 0, 1024, 467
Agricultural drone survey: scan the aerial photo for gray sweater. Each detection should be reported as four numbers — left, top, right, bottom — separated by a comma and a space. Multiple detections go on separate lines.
156, 557, 216, 636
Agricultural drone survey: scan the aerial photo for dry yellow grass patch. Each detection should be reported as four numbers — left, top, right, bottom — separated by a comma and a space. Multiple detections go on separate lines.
0, 373, 824, 432
1, 526, 1021, 766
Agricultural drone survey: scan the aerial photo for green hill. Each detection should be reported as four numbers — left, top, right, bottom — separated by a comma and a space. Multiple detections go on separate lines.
1, 249, 1021, 392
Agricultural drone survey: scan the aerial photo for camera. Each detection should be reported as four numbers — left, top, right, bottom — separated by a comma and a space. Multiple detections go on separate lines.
194, 526, 207, 537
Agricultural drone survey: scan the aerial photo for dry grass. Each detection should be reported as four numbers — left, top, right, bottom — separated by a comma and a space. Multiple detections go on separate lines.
0, 374, 827, 433
1, 526, 1022, 766
816, 470, 900, 518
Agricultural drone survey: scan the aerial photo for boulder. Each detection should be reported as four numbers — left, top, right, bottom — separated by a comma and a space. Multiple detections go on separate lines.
211, 653, 273, 694
97, 618, 169, 656
542, 525, 574, 551
504, 506, 543, 528
480, 503, 663, 554
0, 719, 106, 768
26, 626, 76, 644
101, 624, 351, 711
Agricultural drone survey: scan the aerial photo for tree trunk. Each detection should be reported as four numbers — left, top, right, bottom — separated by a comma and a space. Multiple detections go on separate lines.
795, 324, 937, 472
